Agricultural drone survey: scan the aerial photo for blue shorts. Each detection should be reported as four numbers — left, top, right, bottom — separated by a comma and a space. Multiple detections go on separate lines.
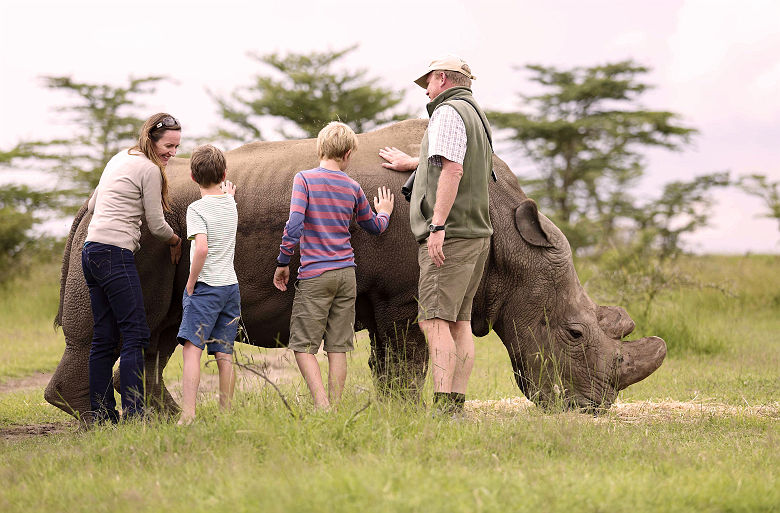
177, 282, 241, 355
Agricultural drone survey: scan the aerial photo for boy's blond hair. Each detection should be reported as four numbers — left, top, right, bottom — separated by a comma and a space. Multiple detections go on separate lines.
317, 122, 358, 162
190, 144, 227, 186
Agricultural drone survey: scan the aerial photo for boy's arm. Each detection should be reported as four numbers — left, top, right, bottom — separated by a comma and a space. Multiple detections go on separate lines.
274, 174, 307, 291
277, 211, 305, 264
186, 233, 208, 295
355, 186, 394, 235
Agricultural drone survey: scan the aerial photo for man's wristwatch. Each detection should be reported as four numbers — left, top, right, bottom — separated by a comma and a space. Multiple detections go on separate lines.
276, 260, 289, 267
428, 224, 446, 233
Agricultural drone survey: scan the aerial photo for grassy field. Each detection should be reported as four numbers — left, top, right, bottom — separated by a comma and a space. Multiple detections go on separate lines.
1, 254, 778, 512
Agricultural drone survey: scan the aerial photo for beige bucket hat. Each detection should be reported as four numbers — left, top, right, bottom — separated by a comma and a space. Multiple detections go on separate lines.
414, 55, 476, 88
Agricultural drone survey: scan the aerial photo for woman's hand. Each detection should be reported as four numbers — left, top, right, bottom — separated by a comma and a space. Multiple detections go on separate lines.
169, 235, 182, 265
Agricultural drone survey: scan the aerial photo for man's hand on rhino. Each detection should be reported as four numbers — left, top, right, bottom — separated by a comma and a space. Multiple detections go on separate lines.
379, 147, 419, 172
273, 265, 290, 291
374, 186, 395, 216
427, 230, 445, 267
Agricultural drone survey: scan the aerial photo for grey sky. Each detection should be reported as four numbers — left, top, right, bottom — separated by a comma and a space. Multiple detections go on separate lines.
1, 0, 778, 253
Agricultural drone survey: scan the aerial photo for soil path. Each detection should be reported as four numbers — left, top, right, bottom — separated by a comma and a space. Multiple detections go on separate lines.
0, 372, 53, 395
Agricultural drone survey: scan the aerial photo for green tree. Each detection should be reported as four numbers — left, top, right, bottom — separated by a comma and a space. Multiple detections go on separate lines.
738, 174, 780, 231
1, 75, 167, 211
213, 45, 410, 144
488, 61, 697, 251
0, 75, 166, 282
633, 172, 732, 256
0, 185, 59, 284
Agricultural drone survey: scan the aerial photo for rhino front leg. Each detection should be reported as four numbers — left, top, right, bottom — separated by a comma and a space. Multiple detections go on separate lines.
45, 340, 93, 418
368, 320, 428, 398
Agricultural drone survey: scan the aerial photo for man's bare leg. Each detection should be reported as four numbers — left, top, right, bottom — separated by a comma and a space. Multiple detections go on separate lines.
419, 318, 457, 393
450, 320, 475, 395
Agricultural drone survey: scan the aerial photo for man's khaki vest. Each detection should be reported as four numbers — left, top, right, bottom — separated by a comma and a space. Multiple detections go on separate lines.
410, 87, 493, 242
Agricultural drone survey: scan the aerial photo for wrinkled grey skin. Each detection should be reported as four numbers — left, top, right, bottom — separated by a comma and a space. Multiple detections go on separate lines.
46, 119, 665, 417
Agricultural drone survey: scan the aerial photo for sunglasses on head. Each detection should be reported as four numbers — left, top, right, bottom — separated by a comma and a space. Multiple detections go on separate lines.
153, 116, 179, 130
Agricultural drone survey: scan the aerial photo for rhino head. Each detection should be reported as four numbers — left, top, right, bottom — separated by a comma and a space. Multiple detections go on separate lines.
476, 195, 666, 411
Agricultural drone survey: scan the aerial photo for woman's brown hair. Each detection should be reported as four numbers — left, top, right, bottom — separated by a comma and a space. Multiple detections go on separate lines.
130, 113, 181, 212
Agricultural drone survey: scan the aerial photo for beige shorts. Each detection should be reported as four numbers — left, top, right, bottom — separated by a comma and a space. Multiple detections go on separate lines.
417, 237, 490, 322
288, 267, 356, 354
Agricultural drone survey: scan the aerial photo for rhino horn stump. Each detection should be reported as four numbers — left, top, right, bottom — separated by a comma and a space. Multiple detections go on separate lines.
618, 336, 667, 390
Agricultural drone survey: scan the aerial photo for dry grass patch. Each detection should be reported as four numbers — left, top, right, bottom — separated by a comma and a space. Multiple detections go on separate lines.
466, 397, 780, 423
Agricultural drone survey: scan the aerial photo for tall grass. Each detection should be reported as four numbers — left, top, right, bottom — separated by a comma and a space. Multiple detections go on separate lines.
1, 253, 778, 512
0, 258, 65, 381
1, 387, 778, 513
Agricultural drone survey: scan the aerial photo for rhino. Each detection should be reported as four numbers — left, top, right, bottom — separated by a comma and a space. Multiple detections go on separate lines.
45, 119, 666, 417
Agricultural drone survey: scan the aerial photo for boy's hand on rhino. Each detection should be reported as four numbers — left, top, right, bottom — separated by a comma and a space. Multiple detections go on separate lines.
222, 180, 236, 196
273, 266, 290, 291
374, 186, 395, 216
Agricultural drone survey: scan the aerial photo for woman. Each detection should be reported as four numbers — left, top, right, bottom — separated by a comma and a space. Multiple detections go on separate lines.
81, 113, 183, 423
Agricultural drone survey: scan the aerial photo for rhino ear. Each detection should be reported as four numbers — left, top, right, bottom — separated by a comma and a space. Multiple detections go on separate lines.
515, 199, 553, 247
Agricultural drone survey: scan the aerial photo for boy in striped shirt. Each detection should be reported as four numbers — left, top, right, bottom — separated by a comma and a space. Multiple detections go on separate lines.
273, 122, 394, 409
177, 145, 240, 425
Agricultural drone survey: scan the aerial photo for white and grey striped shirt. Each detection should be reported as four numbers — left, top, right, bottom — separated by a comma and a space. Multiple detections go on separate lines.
427, 104, 467, 167
186, 194, 238, 286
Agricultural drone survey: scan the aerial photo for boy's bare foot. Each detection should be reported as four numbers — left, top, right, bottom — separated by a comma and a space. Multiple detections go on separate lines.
177, 416, 194, 426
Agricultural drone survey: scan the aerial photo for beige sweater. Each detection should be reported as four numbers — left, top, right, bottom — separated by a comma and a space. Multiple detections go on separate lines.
86, 150, 174, 252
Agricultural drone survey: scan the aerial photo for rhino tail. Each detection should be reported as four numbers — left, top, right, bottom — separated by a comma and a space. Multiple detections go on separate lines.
54, 200, 90, 330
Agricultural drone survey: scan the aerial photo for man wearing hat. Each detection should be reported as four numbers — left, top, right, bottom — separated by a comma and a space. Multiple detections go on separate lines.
380, 55, 493, 414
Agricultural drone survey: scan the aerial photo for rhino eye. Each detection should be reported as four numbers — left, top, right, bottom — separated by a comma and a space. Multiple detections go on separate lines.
567, 328, 583, 339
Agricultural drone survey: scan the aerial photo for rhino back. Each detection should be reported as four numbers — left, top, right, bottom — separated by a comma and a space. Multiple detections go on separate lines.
163, 120, 428, 347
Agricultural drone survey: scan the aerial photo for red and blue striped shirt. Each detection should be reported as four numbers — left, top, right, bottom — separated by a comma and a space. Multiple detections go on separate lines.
277, 167, 390, 279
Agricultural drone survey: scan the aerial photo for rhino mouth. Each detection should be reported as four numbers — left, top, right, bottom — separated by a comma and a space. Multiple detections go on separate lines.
533, 386, 616, 414
569, 393, 614, 414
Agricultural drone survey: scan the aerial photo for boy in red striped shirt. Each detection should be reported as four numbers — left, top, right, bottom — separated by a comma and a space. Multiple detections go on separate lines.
273, 122, 394, 409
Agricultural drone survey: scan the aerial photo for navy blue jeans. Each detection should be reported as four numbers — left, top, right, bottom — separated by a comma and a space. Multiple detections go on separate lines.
82, 242, 151, 421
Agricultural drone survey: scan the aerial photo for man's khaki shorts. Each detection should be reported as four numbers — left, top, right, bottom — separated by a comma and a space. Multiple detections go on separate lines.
417, 237, 490, 322
288, 267, 356, 354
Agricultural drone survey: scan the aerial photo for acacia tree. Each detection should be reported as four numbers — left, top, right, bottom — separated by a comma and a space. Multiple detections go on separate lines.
0, 75, 166, 282
488, 61, 697, 251
2, 75, 167, 210
213, 45, 411, 144
0, 185, 58, 284
738, 174, 780, 231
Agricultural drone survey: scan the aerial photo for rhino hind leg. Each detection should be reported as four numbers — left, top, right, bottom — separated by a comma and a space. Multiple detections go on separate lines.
368, 321, 428, 398
111, 327, 181, 417
45, 341, 92, 418
145, 329, 180, 416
